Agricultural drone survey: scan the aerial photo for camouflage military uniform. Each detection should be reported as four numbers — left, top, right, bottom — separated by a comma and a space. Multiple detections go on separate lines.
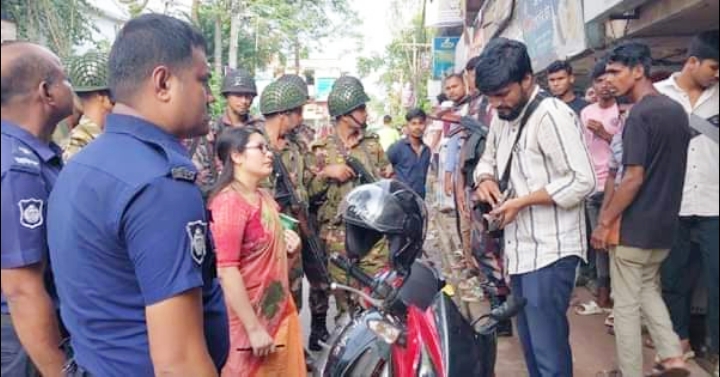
63, 116, 102, 162
188, 68, 258, 188
307, 132, 390, 312
305, 78, 392, 314
61, 51, 110, 161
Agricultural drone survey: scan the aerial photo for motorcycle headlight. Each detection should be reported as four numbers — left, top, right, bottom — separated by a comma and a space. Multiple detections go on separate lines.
367, 319, 402, 345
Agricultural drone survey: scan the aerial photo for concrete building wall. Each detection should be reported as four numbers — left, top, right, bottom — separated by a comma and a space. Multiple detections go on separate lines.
1, 20, 17, 43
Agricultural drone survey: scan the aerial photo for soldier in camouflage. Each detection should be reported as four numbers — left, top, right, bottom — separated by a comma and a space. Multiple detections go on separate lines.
275, 74, 330, 352
189, 68, 258, 187
62, 52, 113, 162
306, 77, 393, 324
278, 74, 316, 150
255, 79, 309, 311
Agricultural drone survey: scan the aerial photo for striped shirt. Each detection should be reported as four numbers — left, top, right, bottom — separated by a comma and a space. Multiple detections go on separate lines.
474, 87, 596, 275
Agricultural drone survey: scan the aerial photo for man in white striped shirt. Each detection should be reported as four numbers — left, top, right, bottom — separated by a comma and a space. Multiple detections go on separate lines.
473, 38, 595, 376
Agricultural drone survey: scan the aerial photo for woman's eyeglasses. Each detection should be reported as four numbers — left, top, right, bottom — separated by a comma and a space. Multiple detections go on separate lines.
245, 144, 271, 154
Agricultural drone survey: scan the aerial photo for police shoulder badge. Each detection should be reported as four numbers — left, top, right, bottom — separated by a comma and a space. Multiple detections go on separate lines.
171, 167, 197, 183
18, 199, 44, 229
186, 220, 208, 265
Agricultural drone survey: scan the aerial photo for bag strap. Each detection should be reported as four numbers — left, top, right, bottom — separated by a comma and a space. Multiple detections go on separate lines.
689, 114, 719, 144
498, 91, 550, 189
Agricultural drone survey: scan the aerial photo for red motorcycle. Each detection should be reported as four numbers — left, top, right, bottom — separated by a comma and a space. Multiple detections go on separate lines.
312, 180, 525, 377
312, 255, 525, 377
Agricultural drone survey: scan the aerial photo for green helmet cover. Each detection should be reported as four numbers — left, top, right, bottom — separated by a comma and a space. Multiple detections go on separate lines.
260, 79, 308, 116
328, 78, 370, 117
278, 74, 309, 98
331, 75, 365, 92
68, 51, 110, 93
221, 68, 257, 95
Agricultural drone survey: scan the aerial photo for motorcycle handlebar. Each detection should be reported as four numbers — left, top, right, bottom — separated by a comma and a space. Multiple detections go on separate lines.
330, 254, 394, 299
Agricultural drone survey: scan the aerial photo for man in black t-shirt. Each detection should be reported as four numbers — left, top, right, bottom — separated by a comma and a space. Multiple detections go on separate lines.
547, 60, 589, 116
591, 42, 691, 377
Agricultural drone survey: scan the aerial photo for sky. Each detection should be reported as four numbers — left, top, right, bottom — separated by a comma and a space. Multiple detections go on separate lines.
336, 0, 394, 100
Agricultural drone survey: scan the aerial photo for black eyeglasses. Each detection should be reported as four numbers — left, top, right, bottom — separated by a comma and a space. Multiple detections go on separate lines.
245, 144, 271, 153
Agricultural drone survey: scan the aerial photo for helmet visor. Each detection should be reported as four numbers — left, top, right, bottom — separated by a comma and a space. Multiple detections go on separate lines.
341, 180, 426, 236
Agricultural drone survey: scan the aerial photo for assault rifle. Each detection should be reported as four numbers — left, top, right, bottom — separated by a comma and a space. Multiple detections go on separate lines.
272, 153, 331, 285
344, 155, 377, 185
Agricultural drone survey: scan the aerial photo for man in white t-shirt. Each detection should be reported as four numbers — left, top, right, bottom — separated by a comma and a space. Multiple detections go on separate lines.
656, 30, 719, 373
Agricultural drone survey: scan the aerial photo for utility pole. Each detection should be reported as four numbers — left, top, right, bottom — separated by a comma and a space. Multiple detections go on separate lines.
228, 0, 243, 70
399, 40, 431, 107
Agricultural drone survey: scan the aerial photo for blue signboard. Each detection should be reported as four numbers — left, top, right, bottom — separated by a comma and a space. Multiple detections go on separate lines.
315, 78, 335, 101
432, 37, 460, 80
522, 0, 555, 71
521, 0, 587, 71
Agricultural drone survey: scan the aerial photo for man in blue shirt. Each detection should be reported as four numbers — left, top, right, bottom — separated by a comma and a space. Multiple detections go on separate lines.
47, 14, 228, 376
1, 42, 75, 377
387, 108, 432, 198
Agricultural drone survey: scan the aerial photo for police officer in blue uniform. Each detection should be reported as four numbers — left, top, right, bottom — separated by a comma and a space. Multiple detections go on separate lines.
1, 42, 74, 377
46, 15, 228, 376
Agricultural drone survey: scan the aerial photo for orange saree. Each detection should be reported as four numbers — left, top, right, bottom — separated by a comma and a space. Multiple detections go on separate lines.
210, 189, 306, 377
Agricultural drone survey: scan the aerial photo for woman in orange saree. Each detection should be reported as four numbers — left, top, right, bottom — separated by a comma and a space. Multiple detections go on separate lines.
208, 127, 306, 377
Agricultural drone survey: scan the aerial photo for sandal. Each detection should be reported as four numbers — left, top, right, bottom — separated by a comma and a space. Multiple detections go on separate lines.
646, 364, 690, 377
575, 301, 609, 316
654, 351, 696, 363
605, 312, 615, 328
596, 370, 622, 377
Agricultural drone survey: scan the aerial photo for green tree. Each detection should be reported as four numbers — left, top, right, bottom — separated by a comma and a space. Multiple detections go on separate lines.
118, 0, 150, 17
196, 0, 359, 76
3, 0, 98, 57
357, 0, 432, 118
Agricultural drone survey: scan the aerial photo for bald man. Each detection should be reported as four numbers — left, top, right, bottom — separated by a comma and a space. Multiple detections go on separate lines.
1, 42, 74, 377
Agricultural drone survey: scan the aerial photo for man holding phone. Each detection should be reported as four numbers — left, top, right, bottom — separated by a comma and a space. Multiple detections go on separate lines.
474, 38, 595, 376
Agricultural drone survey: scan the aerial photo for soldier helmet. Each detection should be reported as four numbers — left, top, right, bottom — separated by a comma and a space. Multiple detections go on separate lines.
278, 74, 309, 99
341, 180, 427, 276
260, 79, 307, 116
328, 77, 370, 118
67, 51, 110, 93
331, 75, 365, 92
221, 68, 257, 96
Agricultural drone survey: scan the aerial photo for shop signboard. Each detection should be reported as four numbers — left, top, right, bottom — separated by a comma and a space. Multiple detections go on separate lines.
432, 36, 460, 79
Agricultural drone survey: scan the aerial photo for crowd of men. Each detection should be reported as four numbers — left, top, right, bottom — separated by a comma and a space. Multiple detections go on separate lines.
410, 31, 718, 377
0, 9, 718, 377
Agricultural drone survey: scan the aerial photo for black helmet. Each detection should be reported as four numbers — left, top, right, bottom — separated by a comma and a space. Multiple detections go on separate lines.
221, 68, 257, 95
341, 180, 427, 275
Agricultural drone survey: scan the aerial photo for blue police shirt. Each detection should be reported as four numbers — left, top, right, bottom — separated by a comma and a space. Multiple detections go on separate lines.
1, 121, 63, 314
387, 138, 432, 198
47, 114, 229, 376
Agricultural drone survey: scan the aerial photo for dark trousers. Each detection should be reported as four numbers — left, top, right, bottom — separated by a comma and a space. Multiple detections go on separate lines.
512, 256, 579, 377
662, 216, 719, 354
1, 314, 39, 377
586, 192, 609, 289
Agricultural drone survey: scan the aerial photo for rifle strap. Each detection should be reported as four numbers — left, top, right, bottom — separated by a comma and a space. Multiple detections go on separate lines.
332, 133, 377, 180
